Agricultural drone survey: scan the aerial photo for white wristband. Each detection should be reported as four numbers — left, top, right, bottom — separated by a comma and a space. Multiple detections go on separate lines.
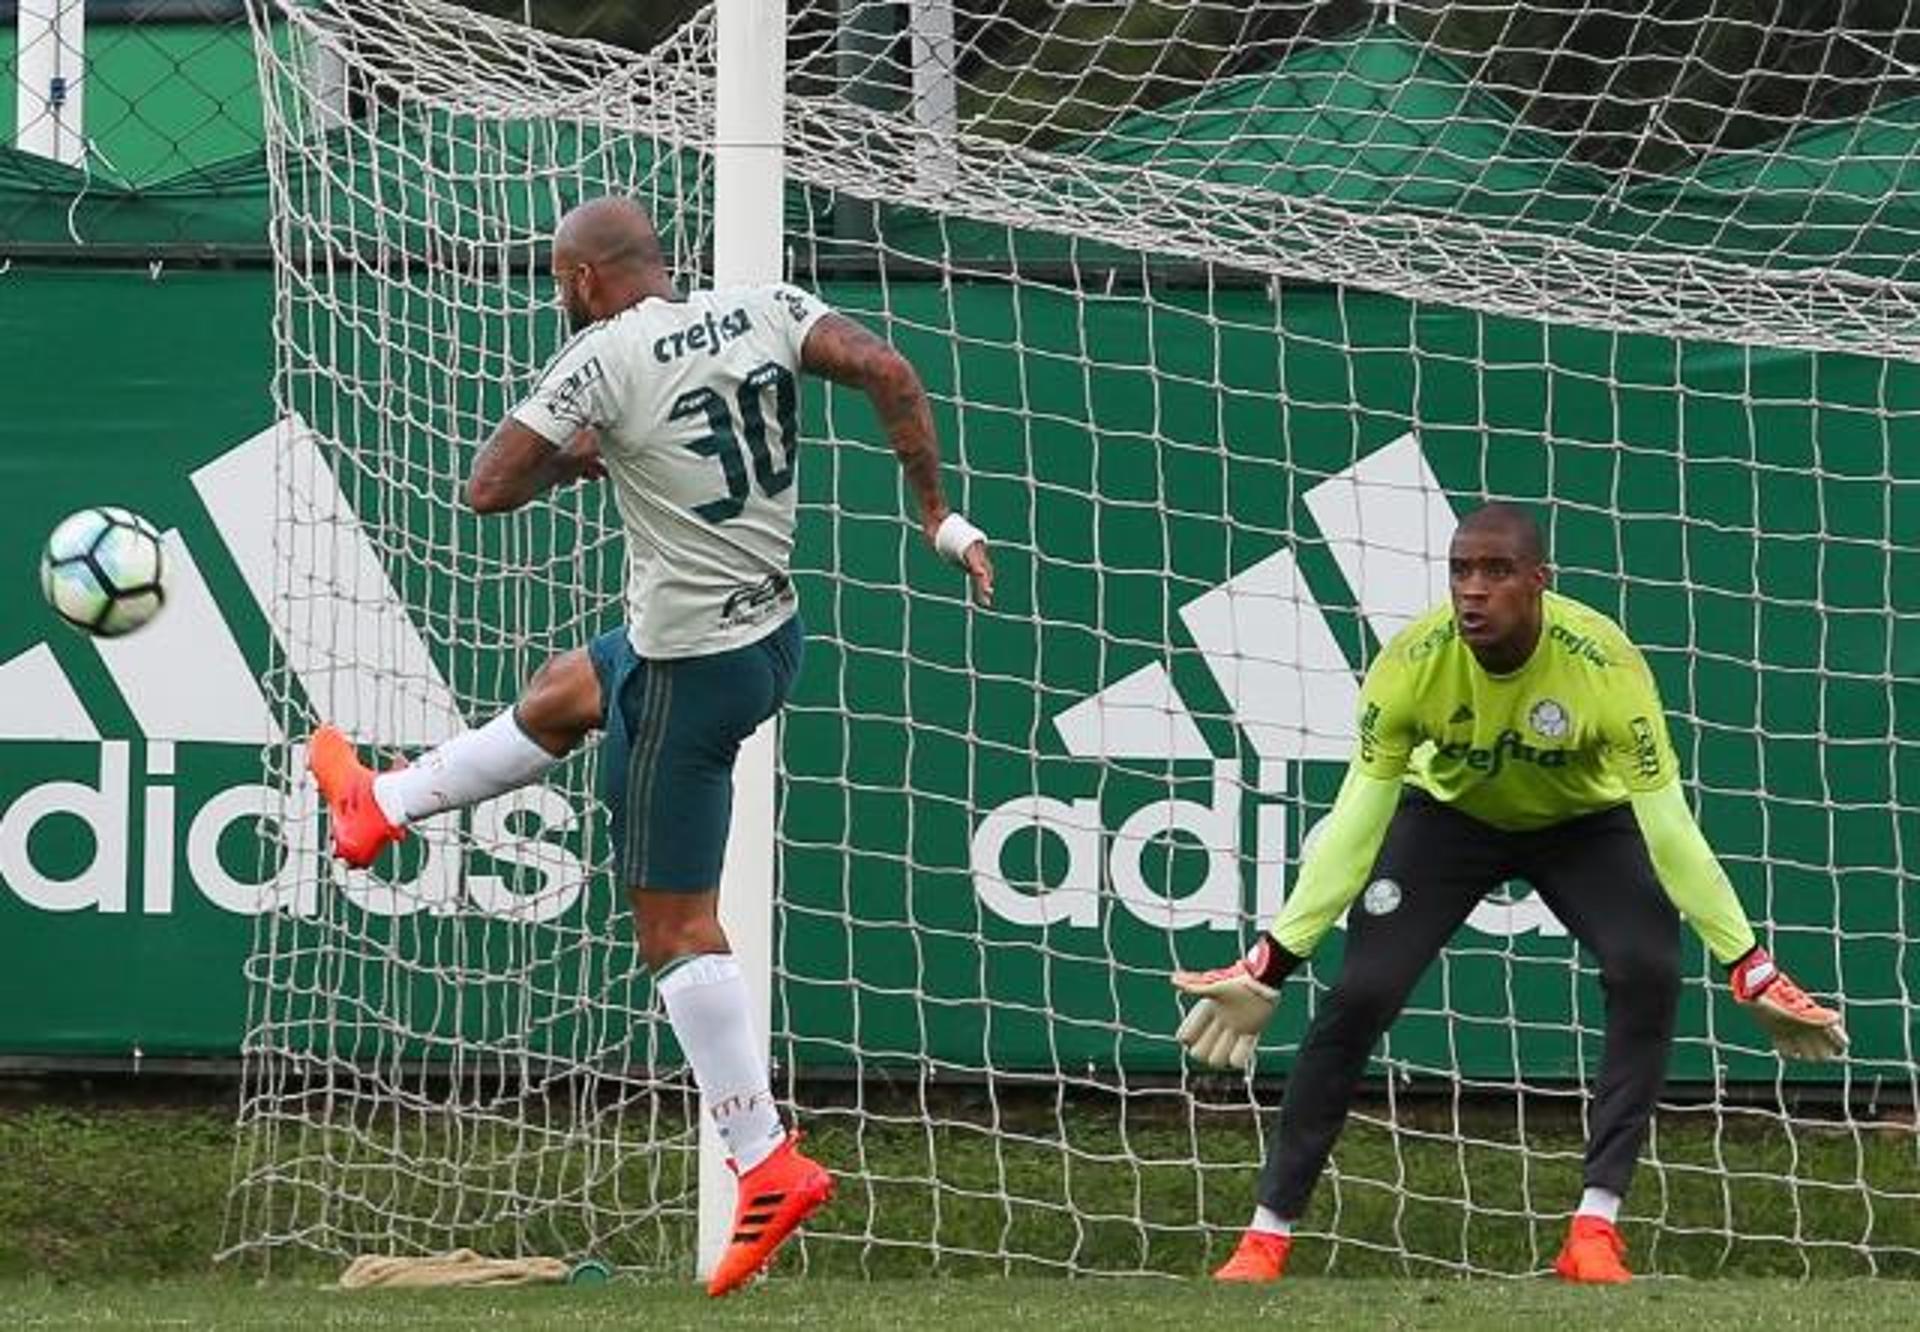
933, 512, 986, 566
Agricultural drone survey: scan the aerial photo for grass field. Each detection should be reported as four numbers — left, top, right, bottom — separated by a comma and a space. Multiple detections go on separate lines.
2, 1276, 1915, 1330
3, 1095, 1915, 1327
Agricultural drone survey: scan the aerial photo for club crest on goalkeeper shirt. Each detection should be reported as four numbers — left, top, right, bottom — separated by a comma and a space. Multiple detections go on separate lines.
1528, 698, 1570, 740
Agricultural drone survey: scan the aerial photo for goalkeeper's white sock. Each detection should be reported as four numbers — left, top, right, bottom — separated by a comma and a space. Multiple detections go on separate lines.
1576, 1187, 1622, 1224
371, 709, 560, 826
657, 953, 786, 1173
1250, 1205, 1293, 1237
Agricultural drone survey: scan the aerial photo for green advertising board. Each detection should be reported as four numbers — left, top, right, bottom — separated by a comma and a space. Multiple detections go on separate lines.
1, 265, 1912, 1088
781, 279, 1919, 1087
0, 269, 277, 1055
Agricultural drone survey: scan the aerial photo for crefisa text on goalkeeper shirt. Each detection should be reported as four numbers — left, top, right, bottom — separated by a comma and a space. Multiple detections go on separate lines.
1355, 591, 1680, 830
511, 282, 830, 659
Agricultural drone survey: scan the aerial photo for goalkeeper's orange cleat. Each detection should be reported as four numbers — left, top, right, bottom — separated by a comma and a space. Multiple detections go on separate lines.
308, 725, 406, 868
706, 1133, 835, 1297
1554, 1215, 1632, 1284
1212, 1229, 1291, 1283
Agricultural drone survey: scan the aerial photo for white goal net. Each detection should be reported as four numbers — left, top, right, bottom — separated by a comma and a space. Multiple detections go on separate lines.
225, 0, 1919, 1279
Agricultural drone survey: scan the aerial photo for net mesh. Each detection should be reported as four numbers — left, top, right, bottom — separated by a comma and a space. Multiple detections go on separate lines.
225, 0, 1920, 1278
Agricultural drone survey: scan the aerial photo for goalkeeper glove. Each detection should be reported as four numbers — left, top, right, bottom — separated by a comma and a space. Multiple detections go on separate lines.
1171, 934, 1302, 1070
1729, 946, 1849, 1061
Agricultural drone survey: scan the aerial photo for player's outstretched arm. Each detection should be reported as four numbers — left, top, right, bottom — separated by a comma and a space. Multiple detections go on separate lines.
1170, 765, 1402, 1070
1629, 781, 1849, 1060
1609, 637, 1847, 1061
801, 312, 993, 606
1170, 646, 1416, 1071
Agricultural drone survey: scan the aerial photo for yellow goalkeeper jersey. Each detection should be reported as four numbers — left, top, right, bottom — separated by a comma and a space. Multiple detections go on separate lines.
1359, 591, 1674, 831
1270, 590, 1758, 965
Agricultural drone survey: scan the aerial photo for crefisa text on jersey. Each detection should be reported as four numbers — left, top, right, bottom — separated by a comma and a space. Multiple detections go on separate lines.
653, 306, 754, 362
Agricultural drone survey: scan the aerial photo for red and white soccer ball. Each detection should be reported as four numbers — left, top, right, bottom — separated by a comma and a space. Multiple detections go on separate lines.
40, 506, 169, 638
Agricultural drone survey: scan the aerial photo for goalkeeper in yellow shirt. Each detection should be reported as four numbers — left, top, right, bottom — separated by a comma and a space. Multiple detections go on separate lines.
1172, 502, 1847, 1285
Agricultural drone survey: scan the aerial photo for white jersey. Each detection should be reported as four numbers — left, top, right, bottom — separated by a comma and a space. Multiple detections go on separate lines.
512, 283, 829, 658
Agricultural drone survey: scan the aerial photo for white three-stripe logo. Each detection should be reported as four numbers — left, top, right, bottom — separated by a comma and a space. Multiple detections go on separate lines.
1050, 433, 1457, 763
0, 416, 465, 746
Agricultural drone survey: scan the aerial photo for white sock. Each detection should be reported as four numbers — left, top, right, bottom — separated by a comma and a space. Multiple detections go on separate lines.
1250, 1205, 1293, 1237
1577, 1187, 1622, 1223
371, 709, 560, 826
656, 953, 786, 1172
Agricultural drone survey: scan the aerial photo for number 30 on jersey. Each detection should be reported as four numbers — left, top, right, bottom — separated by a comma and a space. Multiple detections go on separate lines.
671, 360, 799, 523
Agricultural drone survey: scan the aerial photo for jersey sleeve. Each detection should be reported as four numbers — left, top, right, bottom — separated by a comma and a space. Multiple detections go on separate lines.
1352, 638, 1419, 782
758, 283, 833, 365
1629, 782, 1758, 965
1264, 643, 1418, 955
510, 325, 622, 445
1268, 767, 1404, 957
1598, 637, 1680, 793
1601, 629, 1758, 963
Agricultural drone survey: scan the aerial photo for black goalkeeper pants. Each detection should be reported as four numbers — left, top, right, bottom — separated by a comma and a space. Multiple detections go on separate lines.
1257, 789, 1681, 1220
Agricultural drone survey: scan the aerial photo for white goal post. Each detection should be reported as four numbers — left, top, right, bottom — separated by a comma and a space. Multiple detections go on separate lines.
705, 0, 786, 1280
224, 0, 1920, 1280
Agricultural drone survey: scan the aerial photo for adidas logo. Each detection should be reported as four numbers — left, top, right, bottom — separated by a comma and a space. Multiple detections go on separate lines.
1048, 433, 1448, 769
0, 418, 586, 921
1, 418, 465, 747
1450, 704, 1475, 725
969, 433, 1565, 943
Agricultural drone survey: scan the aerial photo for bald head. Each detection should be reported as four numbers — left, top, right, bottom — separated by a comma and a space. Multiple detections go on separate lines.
550, 196, 671, 330
1455, 501, 1546, 567
554, 196, 664, 274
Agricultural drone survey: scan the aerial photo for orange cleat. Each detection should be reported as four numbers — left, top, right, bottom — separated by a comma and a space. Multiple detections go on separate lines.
706, 1132, 834, 1297
307, 725, 406, 868
1212, 1229, 1292, 1283
1554, 1214, 1632, 1284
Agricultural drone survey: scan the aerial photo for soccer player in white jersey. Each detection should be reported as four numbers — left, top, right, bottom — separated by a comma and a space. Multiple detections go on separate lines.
306, 196, 993, 1296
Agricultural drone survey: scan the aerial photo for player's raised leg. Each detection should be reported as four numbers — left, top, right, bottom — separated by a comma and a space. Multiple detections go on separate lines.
603, 616, 832, 1296
308, 647, 602, 867
1521, 808, 1681, 1284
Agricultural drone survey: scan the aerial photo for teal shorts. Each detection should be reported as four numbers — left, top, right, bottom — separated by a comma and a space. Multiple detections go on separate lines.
588, 614, 803, 891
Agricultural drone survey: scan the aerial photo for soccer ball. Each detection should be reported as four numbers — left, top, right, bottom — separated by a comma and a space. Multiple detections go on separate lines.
40, 507, 168, 637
